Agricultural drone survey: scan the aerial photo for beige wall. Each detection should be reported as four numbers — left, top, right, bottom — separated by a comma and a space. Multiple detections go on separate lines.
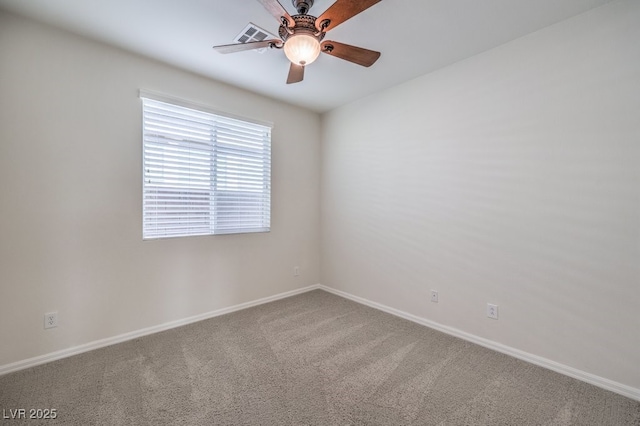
0, 11, 321, 366
320, 0, 640, 390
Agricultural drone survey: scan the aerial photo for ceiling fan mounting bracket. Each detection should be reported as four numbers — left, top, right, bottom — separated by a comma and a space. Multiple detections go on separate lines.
292, 0, 314, 15
318, 19, 330, 31
280, 16, 292, 28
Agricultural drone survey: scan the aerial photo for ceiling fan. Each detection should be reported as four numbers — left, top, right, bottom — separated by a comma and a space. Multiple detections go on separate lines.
213, 0, 382, 84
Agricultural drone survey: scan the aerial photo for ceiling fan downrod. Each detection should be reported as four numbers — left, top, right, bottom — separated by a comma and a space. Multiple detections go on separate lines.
292, 0, 314, 15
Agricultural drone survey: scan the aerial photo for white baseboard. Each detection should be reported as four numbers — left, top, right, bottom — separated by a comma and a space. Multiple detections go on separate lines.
0, 284, 321, 376
3, 283, 638, 402
318, 284, 640, 402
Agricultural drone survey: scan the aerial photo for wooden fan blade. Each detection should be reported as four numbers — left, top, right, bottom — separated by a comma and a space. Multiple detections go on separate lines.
213, 39, 281, 53
321, 41, 380, 67
287, 63, 305, 84
257, 0, 295, 27
315, 0, 381, 32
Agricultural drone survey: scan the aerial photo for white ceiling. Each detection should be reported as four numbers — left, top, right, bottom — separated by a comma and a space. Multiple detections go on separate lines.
0, 0, 614, 112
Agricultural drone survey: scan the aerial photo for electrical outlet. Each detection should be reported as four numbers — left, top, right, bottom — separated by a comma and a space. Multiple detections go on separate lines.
44, 312, 58, 329
487, 303, 499, 320
293, 266, 300, 277
430, 290, 439, 303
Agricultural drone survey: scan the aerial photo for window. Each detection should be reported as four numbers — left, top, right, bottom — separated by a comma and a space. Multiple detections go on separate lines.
141, 94, 271, 239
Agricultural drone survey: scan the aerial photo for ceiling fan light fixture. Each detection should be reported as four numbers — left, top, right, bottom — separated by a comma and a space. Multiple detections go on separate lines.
213, 0, 383, 84
284, 34, 321, 66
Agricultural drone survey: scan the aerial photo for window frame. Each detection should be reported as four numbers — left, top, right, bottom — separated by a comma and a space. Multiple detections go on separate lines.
140, 90, 272, 240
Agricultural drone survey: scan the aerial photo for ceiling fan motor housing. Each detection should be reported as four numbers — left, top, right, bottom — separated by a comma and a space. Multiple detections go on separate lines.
279, 14, 325, 44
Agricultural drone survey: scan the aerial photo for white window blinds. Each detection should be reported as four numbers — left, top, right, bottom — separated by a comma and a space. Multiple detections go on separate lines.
141, 96, 271, 239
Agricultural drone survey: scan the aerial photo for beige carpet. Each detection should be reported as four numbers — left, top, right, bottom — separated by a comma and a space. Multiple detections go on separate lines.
1, 290, 639, 425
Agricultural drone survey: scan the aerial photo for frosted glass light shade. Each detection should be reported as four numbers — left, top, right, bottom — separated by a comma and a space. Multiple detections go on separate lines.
284, 34, 321, 66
